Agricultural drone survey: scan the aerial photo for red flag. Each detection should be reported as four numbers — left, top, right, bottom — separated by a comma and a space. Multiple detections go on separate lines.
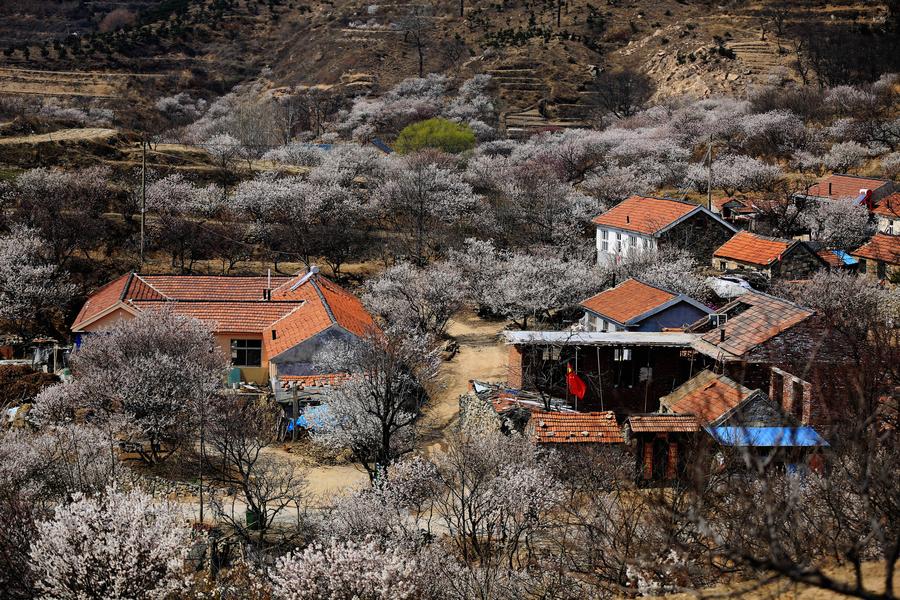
566, 362, 587, 400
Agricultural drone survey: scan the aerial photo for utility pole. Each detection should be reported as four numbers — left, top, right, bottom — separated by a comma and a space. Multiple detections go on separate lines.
140, 138, 147, 269
706, 134, 713, 211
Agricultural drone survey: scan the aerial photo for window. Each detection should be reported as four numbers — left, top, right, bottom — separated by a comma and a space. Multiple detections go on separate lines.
601, 229, 609, 252
615, 232, 623, 253
877, 261, 887, 280
888, 220, 895, 235
629, 235, 637, 250
231, 339, 262, 367
613, 347, 632, 361
719, 261, 727, 270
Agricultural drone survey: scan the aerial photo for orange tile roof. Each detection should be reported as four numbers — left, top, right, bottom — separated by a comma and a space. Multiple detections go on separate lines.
713, 231, 793, 266
136, 301, 299, 333
873, 193, 900, 218
137, 275, 293, 301
851, 233, 900, 265
530, 410, 624, 444
71, 273, 132, 329
592, 195, 698, 236
660, 370, 757, 425
627, 414, 700, 433
73, 270, 376, 360
805, 174, 892, 200
695, 292, 813, 358
580, 279, 676, 325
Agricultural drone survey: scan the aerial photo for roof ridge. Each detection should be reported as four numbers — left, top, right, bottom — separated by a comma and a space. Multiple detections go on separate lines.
132, 273, 171, 300
627, 276, 679, 297
829, 173, 890, 182
120, 273, 135, 301
309, 277, 337, 324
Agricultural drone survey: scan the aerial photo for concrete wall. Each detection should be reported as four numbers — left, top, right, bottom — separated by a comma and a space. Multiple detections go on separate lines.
269, 326, 358, 375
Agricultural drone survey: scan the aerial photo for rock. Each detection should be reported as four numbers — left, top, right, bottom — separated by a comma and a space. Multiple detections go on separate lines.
727, 72, 739, 81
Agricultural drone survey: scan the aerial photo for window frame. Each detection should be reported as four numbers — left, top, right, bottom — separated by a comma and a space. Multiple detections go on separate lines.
231, 338, 262, 367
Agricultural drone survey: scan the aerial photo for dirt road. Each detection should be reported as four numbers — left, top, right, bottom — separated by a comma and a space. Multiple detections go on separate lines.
0, 128, 118, 145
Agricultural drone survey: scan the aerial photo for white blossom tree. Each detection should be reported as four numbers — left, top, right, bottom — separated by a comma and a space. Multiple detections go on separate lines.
70, 308, 225, 464
271, 538, 439, 600
363, 262, 465, 338
821, 141, 871, 173
685, 154, 783, 196
801, 199, 872, 250
29, 488, 192, 600
313, 331, 440, 480
375, 154, 482, 265
0, 226, 75, 342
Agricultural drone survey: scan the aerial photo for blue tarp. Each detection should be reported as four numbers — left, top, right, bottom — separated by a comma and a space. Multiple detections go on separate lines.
707, 426, 828, 447
371, 138, 393, 154
286, 405, 332, 432
830, 249, 858, 266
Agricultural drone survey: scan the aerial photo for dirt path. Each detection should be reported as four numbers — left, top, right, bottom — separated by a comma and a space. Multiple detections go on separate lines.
258, 310, 509, 500
419, 310, 509, 453
0, 128, 118, 145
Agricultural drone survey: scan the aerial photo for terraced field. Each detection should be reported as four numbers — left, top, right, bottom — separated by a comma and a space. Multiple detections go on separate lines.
0, 67, 162, 98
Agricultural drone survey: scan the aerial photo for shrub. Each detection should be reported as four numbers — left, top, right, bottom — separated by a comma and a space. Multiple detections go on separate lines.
394, 118, 475, 154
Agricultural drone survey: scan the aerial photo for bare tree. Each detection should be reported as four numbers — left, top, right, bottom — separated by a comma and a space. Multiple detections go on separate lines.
399, 7, 434, 78
588, 69, 655, 119
206, 395, 307, 543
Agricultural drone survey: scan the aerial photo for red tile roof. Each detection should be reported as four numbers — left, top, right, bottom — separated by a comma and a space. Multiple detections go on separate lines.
693, 292, 814, 359
530, 410, 624, 444
136, 301, 299, 333
592, 196, 698, 236
660, 370, 757, 425
73, 270, 376, 360
851, 233, 900, 265
581, 279, 676, 325
627, 414, 700, 433
873, 193, 900, 219
713, 231, 793, 266
71, 273, 132, 329
805, 174, 892, 200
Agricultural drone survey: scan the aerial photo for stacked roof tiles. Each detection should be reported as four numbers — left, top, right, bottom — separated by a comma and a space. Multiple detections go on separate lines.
530, 410, 624, 444
627, 414, 701, 433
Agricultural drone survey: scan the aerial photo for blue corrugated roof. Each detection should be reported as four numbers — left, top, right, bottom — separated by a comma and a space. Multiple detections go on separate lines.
707, 426, 828, 447
371, 138, 393, 154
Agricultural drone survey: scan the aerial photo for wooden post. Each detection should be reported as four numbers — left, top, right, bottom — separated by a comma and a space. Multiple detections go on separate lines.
140, 138, 147, 269
706, 135, 713, 211
291, 384, 299, 442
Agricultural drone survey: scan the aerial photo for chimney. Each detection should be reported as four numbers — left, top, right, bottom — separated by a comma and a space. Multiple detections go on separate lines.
272, 329, 277, 340
828, 182, 832, 196
263, 268, 272, 300
720, 328, 726, 342
626, 215, 630, 224
262, 289, 271, 301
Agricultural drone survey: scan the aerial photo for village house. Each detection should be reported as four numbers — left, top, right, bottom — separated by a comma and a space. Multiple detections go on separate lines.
592, 195, 737, 265
579, 278, 713, 333
851, 233, 900, 281
686, 291, 858, 428
623, 413, 699, 484
712, 230, 829, 280
798, 173, 895, 207
504, 330, 699, 415
872, 193, 900, 235
71, 267, 375, 386
710, 196, 759, 227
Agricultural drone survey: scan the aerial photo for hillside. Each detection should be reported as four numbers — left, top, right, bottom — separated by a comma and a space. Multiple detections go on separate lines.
1, 0, 898, 130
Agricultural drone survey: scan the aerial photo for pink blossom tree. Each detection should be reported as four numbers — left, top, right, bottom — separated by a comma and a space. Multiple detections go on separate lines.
69, 308, 226, 464
29, 488, 192, 600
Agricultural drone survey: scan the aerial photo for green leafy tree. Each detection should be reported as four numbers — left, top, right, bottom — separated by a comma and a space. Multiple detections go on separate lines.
394, 118, 476, 154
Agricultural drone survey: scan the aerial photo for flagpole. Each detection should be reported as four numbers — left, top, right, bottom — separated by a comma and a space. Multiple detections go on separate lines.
574, 348, 579, 412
